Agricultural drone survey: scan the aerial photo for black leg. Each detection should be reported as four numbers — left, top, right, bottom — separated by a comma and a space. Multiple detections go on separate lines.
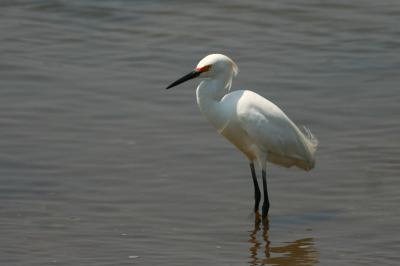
250, 162, 261, 213
262, 169, 270, 217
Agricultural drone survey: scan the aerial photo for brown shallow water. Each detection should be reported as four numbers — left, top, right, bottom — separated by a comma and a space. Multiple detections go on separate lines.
1, 1, 400, 265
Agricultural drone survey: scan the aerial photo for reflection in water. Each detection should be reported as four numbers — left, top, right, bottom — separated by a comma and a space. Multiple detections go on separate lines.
248, 215, 318, 266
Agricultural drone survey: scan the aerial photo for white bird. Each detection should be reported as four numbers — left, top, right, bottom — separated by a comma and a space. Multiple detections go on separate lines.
166, 54, 318, 217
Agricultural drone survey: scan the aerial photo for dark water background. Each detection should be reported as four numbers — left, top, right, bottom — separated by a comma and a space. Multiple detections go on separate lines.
1, 1, 400, 265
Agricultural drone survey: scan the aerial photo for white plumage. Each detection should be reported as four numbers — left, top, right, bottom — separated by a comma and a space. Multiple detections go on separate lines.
195, 54, 317, 170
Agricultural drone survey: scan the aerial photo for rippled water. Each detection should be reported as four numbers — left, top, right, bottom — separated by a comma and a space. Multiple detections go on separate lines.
1, 1, 400, 265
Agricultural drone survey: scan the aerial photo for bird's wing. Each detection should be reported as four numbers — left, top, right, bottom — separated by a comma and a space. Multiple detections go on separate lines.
236, 91, 316, 169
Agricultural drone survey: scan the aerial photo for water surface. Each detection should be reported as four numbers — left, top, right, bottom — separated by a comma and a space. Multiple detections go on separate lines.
1, 1, 400, 265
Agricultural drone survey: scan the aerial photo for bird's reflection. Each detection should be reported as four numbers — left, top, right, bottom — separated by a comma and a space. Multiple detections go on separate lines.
248, 214, 318, 266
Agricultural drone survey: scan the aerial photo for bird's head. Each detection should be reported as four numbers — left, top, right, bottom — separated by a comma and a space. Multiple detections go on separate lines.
166, 54, 238, 89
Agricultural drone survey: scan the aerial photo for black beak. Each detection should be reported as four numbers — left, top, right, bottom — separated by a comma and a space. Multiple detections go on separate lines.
166, 70, 200, 89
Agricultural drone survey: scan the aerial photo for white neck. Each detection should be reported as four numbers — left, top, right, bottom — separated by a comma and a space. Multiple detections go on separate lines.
196, 73, 232, 132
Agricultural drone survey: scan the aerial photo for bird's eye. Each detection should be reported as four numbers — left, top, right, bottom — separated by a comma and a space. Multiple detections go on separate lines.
196, 64, 212, 73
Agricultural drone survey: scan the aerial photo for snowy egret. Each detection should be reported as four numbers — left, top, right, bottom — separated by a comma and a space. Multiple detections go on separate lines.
166, 54, 318, 217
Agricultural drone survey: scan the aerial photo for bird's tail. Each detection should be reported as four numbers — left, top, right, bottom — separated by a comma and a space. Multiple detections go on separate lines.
300, 126, 319, 170
302, 126, 318, 152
